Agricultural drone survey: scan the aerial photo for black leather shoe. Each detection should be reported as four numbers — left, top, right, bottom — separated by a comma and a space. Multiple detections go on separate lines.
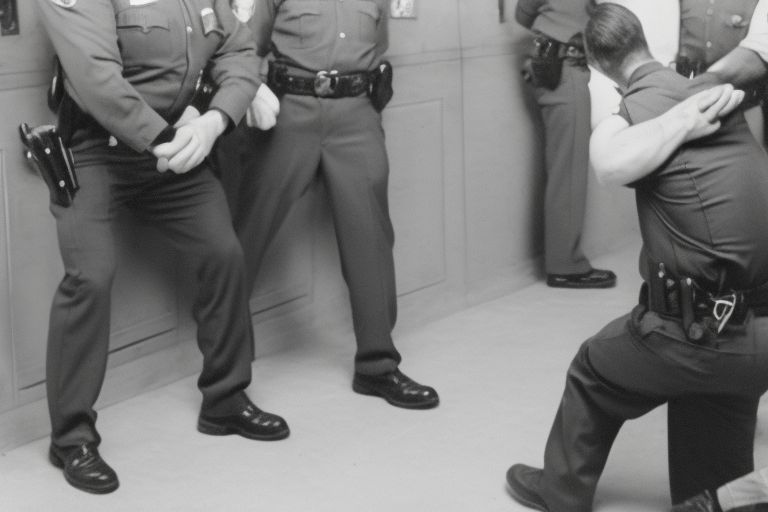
352, 369, 439, 409
671, 490, 723, 511
547, 268, 616, 289
506, 464, 549, 511
49, 443, 119, 494
198, 399, 289, 441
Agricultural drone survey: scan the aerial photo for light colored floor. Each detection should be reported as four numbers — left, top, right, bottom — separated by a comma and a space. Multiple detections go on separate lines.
2, 241, 767, 511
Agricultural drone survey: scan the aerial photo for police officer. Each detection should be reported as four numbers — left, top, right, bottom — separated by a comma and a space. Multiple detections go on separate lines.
216, 0, 439, 409
35, 0, 289, 494
506, 4, 768, 510
677, 0, 766, 143
515, 0, 616, 289
678, 0, 758, 76
673, 3, 768, 510
709, 0, 768, 87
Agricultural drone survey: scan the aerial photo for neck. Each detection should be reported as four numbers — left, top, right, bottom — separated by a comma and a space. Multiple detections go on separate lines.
617, 55, 656, 87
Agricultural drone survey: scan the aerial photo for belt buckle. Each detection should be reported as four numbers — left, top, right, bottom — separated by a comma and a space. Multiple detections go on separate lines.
314, 70, 339, 97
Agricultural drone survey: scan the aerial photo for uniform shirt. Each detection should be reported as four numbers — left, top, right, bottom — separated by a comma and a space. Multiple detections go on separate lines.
740, 0, 768, 61
514, 0, 592, 44
248, 0, 388, 74
679, 0, 758, 67
618, 62, 768, 291
35, 0, 259, 153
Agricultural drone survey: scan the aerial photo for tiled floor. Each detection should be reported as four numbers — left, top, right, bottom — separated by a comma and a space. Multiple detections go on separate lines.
2, 241, 766, 511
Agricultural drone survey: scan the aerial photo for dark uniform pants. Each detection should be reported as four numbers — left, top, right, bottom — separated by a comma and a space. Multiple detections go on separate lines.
540, 304, 768, 511
532, 59, 592, 275
218, 95, 401, 375
47, 152, 254, 450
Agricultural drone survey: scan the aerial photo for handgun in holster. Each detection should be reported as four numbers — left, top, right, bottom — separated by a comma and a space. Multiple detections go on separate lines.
646, 262, 708, 342
19, 122, 79, 207
674, 55, 705, 79
368, 60, 393, 112
18, 56, 79, 207
522, 36, 563, 90
189, 66, 218, 113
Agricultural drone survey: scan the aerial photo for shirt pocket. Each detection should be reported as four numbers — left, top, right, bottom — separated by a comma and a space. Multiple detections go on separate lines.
275, 0, 322, 49
115, 8, 173, 70
355, 0, 380, 43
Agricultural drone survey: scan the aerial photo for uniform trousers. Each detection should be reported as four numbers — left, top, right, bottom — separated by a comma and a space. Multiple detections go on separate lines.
218, 94, 401, 375
539, 303, 768, 511
531, 59, 592, 275
47, 149, 254, 450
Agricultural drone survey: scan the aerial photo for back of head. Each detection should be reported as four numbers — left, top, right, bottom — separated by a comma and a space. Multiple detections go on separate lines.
584, 3, 651, 81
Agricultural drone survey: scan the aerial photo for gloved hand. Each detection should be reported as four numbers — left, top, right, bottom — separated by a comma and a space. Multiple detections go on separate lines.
152, 109, 227, 174
246, 83, 280, 130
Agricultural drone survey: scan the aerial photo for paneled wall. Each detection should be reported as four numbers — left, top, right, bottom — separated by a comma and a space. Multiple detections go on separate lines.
0, 0, 638, 449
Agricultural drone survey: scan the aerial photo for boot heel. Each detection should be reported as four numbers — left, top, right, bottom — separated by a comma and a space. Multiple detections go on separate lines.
197, 418, 231, 436
48, 448, 64, 469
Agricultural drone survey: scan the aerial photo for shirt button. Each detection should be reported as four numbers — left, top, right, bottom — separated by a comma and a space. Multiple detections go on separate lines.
186, 26, 193, 33
339, 32, 346, 38
706, 41, 712, 48
706, 8, 713, 15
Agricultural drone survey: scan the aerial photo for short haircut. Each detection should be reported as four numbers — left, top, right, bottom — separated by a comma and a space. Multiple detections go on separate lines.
584, 3, 650, 78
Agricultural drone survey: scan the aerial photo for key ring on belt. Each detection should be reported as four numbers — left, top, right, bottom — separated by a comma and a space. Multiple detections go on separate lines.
711, 294, 738, 334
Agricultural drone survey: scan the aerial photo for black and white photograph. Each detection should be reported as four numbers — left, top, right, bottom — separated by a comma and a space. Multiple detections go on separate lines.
1, 1, 768, 511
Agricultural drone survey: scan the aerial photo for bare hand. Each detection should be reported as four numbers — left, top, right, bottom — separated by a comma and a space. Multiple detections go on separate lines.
677, 84, 745, 142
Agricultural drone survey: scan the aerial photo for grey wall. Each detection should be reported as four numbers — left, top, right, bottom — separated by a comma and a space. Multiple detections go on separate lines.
0, 0, 638, 449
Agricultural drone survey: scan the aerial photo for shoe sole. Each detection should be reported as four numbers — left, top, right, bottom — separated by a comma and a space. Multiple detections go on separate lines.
507, 489, 548, 512
49, 450, 119, 494
197, 418, 290, 441
546, 278, 616, 289
506, 467, 548, 512
352, 381, 440, 410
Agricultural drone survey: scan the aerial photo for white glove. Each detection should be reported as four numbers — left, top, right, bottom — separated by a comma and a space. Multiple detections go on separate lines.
246, 83, 280, 130
152, 110, 227, 174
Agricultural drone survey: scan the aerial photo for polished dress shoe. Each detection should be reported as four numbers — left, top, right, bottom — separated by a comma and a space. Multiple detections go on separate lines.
546, 268, 616, 289
671, 490, 723, 511
352, 369, 439, 409
198, 399, 289, 441
49, 443, 119, 494
506, 464, 549, 511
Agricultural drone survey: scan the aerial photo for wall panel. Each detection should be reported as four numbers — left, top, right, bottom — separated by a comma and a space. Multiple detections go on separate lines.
0, 0, 639, 448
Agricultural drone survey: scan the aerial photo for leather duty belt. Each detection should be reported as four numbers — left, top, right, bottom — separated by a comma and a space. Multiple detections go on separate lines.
267, 62, 371, 98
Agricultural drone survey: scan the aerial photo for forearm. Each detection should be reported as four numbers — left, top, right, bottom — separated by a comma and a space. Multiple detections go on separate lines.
707, 48, 768, 88
590, 113, 693, 186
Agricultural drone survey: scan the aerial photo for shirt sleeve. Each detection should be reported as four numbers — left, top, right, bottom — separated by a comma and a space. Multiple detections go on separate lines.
377, 0, 389, 59
515, 0, 544, 29
34, 0, 170, 152
740, 0, 768, 62
207, 0, 261, 126
617, 101, 632, 124
248, 0, 278, 58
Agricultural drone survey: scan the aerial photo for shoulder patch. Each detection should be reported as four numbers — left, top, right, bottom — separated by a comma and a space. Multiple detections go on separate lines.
50, 0, 77, 7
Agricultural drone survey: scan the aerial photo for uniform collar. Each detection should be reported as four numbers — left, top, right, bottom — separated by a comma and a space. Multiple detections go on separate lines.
626, 61, 665, 88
